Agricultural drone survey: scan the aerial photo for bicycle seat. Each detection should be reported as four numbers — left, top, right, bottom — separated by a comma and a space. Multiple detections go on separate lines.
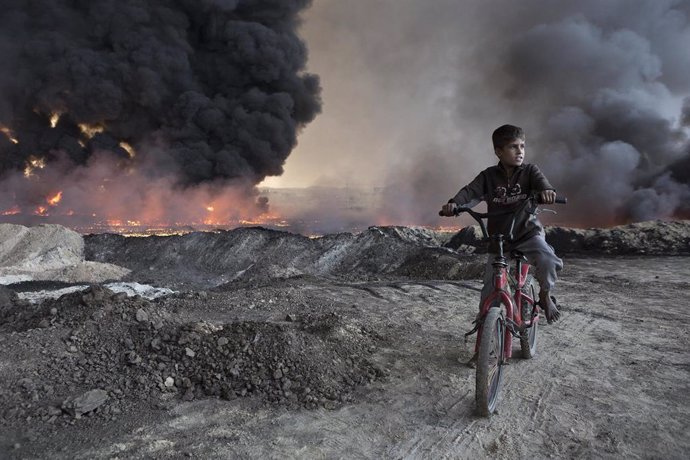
510, 250, 528, 262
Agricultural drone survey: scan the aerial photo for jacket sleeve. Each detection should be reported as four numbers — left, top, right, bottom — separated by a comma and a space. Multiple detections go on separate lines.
529, 164, 555, 191
449, 171, 486, 208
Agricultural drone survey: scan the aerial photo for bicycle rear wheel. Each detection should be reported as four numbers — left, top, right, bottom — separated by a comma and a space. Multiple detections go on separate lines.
520, 275, 539, 359
476, 305, 505, 416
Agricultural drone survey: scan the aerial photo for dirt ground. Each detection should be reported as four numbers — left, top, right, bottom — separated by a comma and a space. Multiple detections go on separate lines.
1, 255, 689, 459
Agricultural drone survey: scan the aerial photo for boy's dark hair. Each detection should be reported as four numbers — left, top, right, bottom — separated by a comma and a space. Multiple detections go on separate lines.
492, 124, 525, 149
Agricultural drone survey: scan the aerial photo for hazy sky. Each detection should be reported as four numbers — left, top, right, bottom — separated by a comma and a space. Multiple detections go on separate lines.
264, 0, 690, 225
263, 0, 481, 189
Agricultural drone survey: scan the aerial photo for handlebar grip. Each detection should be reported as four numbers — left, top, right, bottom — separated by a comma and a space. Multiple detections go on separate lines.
537, 195, 567, 204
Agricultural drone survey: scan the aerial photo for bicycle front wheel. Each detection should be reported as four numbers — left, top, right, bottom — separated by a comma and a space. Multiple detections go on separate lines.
476, 305, 505, 416
520, 275, 539, 359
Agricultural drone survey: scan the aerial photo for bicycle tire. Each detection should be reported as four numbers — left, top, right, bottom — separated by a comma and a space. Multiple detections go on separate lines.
476, 305, 505, 416
520, 275, 539, 359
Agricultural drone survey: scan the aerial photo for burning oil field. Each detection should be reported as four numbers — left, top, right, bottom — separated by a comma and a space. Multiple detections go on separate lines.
0, 0, 321, 233
2, 0, 690, 459
2, 0, 690, 235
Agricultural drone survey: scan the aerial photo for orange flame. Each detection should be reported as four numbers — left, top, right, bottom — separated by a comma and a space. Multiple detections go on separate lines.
47, 191, 63, 206
24, 156, 46, 178
50, 113, 61, 128
239, 211, 284, 226
1, 206, 21, 216
78, 123, 104, 138
119, 141, 136, 158
0, 124, 19, 144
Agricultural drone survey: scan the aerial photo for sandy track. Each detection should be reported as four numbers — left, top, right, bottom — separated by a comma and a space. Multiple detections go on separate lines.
3, 256, 689, 459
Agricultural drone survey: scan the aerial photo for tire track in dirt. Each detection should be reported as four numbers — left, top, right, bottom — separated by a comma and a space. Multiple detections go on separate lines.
296, 268, 688, 459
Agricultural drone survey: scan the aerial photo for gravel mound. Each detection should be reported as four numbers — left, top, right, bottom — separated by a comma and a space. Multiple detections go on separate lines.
394, 247, 484, 279
7, 220, 688, 293
444, 220, 690, 255
0, 224, 83, 270
84, 226, 465, 288
127, 315, 385, 409
83, 221, 690, 289
545, 220, 690, 255
0, 224, 130, 284
0, 286, 385, 429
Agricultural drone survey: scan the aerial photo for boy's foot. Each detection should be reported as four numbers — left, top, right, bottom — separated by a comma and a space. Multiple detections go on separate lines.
539, 293, 561, 324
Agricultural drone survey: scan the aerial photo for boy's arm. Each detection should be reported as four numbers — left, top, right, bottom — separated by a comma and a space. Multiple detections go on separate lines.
450, 171, 486, 207
441, 172, 485, 215
530, 164, 557, 204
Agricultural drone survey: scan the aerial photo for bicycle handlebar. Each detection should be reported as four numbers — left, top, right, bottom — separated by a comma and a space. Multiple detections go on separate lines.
439, 193, 567, 242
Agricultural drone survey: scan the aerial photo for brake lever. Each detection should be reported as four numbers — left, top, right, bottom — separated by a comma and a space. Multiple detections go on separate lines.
535, 208, 557, 215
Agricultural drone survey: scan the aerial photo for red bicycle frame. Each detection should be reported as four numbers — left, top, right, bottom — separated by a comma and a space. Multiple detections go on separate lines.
476, 250, 538, 359
444, 193, 565, 362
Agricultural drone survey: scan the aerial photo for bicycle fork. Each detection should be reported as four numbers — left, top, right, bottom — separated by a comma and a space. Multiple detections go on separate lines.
473, 256, 514, 359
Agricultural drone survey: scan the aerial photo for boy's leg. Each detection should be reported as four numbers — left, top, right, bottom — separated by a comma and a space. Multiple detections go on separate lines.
513, 233, 563, 323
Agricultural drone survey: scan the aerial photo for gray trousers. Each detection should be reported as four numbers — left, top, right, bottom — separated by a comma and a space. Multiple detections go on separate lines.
479, 233, 563, 309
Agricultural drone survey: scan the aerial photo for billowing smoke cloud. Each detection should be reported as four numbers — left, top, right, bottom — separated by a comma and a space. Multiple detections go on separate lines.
501, 1, 690, 224
0, 0, 320, 224
298, 0, 690, 228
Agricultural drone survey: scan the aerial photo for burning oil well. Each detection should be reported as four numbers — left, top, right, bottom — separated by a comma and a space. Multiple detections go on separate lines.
0, 0, 321, 230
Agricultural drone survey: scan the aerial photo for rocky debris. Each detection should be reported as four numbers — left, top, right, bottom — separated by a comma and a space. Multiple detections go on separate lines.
545, 220, 690, 255
0, 284, 19, 307
119, 317, 385, 409
7, 220, 687, 294
0, 224, 130, 284
11, 282, 174, 305
394, 247, 484, 280
62, 389, 109, 417
84, 226, 472, 289
444, 220, 690, 255
445, 226, 484, 251
15, 285, 92, 304
1, 220, 688, 439
135, 308, 149, 323
0, 285, 164, 333
0, 224, 83, 270
84, 220, 690, 290
0, 285, 386, 431
0, 220, 688, 457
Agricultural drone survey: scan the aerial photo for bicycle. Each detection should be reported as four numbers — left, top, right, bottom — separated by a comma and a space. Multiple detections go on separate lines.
440, 193, 566, 416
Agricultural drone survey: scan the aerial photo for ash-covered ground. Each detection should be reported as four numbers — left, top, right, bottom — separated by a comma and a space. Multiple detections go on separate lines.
1, 220, 689, 459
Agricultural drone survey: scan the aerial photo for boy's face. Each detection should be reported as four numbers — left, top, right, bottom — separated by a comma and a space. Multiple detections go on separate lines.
495, 138, 525, 168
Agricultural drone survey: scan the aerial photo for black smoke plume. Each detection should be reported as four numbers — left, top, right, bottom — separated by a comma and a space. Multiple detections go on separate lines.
303, 0, 690, 228
500, 1, 690, 223
0, 0, 320, 191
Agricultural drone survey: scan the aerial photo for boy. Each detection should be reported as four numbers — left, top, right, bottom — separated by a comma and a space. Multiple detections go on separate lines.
440, 124, 563, 367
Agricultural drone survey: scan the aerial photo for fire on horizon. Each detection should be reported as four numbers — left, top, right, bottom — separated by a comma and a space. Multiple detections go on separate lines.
1, 0, 689, 234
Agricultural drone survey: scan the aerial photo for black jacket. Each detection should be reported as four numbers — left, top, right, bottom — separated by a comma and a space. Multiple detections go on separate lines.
449, 162, 554, 243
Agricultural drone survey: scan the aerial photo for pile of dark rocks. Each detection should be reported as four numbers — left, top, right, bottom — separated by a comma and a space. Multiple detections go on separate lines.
0, 285, 386, 430
445, 220, 690, 255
